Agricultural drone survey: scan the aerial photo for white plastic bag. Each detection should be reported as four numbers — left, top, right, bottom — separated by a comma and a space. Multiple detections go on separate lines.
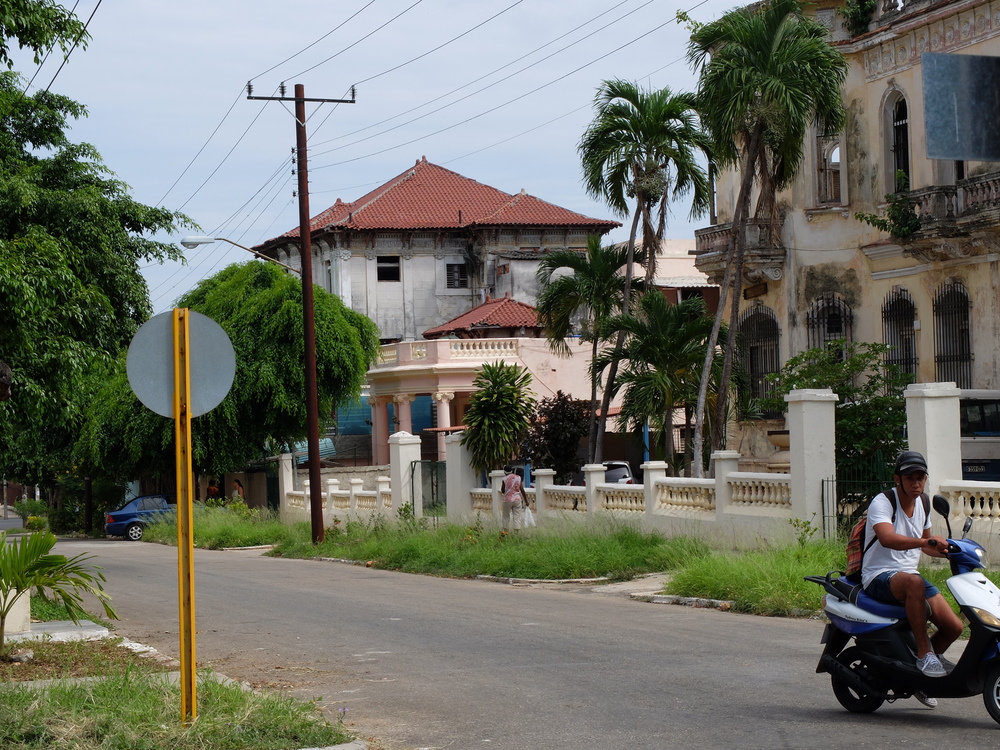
524, 505, 536, 527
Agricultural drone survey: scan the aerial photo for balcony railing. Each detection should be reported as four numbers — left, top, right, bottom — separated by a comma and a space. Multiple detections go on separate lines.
692, 218, 786, 285
374, 338, 521, 370
901, 171, 1000, 261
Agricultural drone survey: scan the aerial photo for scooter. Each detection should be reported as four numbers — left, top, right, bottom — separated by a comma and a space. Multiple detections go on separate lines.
805, 494, 1000, 723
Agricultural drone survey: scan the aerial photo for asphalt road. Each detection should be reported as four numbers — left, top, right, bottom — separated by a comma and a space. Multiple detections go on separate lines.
54, 537, 1000, 749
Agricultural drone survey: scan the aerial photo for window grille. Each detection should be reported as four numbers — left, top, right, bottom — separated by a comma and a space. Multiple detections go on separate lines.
376, 255, 401, 282
881, 288, 917, 377
892, 98, 910, 188
933, 280, 972, 388
446, 263, 469, 289
738, 305, 780, 416
806, 293, 853, 351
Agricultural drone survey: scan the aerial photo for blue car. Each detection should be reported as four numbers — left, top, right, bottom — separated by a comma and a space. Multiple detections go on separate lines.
105, 494, 173, 541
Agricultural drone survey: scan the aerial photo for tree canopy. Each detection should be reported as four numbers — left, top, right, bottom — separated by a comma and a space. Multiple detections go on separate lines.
460, 361, 535, 474
0, 0, 87, 69
79, 261, 381, 481
0, 71, 189, 485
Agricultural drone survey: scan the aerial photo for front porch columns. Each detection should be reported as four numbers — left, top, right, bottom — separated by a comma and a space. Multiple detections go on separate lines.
433, 391, 455, 458
394, 393, 416, 434
370, 395, 392, 465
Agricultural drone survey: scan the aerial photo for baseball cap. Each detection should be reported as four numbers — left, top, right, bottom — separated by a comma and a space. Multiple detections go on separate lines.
895, 450, 928, 476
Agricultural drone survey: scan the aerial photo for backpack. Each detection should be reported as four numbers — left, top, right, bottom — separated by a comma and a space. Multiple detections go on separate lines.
844, 487, 930, 583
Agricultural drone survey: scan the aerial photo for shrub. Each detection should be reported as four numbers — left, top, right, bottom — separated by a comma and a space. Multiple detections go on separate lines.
24, 516, 47, 532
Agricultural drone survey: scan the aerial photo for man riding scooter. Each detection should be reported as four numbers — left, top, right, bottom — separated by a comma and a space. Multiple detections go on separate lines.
861, 451, 965, 705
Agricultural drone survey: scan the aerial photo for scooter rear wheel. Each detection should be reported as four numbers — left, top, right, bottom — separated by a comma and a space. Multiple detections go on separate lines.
831, 646, 885, 713
983, 663, 1000, 725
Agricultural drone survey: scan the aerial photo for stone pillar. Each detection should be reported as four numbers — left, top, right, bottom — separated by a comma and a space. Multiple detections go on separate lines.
583, 464, 604, 514
394, 393, 416, 434
302, 480, 311, 513
389, 431, 423, 516
278, 453, 295, 521
490, 470, 506, 518
711, 450, 740, 519
433, 391, 455, 459
905, 381, 962, 498
326, 479, 339, 513
640, 461, 669, 514
370, 395, 392, 465
532, 468, 555, 514
377, 476, 391, 511
445, 432, 477, 519
2, 591, 29, 635
350, 479, 363, 512
785, 388, 838, 525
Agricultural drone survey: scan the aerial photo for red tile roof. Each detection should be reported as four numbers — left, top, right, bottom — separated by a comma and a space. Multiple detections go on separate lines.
257, 157, 618, 247
422, 293, 541, 339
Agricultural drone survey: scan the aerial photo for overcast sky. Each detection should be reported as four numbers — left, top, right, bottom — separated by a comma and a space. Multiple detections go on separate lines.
14, 0, 737, 312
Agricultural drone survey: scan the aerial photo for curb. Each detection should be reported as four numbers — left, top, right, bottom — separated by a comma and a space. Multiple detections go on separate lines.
476, 574, 609, 585
630, 593, 735, 611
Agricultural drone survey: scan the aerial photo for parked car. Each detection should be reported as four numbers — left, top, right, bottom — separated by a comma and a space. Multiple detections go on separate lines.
570, 461, 635, 485
105, 494, 173, 541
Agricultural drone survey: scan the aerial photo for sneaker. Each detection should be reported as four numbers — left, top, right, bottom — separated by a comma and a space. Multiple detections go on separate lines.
914, 691, 938, 708
936, 653, 957, 672
917, 652, 947, 677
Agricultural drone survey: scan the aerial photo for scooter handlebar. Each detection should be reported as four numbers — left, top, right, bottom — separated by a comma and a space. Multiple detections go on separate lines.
927, 539, 961, 554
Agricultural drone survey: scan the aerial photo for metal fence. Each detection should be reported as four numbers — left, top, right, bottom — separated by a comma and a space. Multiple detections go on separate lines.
410, 460, 447, 517
821, 454, 894, 539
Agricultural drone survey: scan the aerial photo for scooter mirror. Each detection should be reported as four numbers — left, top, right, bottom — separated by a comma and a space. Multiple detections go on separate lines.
963, 516, 973, 538
932, 494, 950, 517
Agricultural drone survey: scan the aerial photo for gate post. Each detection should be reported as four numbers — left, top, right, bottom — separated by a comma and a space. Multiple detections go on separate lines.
445, 432, 477, 520
389, 431, 423, 517
904, 381, 962, 499
785, 388, 837, 525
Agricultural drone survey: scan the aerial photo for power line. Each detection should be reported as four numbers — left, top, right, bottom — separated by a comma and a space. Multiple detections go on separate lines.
42, 0, 103, 95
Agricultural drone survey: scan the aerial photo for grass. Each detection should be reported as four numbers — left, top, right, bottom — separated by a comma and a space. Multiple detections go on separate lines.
144, 506, 304, 549
0, 597, 353, 749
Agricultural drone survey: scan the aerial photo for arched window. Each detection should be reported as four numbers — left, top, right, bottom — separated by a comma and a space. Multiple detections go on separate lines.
738, 305, 780, 415
817, 138, 842, 204
934, 280, 972, 388
882, 288, 916, 377
891, 97, 910, 190
807, 293, 853, 351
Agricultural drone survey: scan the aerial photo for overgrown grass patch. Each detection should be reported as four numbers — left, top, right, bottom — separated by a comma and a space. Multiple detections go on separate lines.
273, 514, 710, 581
145, 507, 304, 549
0, 670, 352, 750
0, 638, 171, 682
666, 539, 844, 616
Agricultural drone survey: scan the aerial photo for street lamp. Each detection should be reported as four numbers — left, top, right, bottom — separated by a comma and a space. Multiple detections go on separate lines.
179, 235, 301, 274
177, 233, 324, 543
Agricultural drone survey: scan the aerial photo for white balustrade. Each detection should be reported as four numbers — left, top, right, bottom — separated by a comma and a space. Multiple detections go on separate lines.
654, 478, 716, 513
449, 339, 519, 359
939, 481, 1000, 521
599, 486, 645, 512
728, 472, 792, 509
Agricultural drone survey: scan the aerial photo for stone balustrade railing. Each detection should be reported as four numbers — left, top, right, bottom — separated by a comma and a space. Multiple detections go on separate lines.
728, 472, 792, 510
654, 478, 716, 513
939, 481, 1000, 521
598, 485, 645, 512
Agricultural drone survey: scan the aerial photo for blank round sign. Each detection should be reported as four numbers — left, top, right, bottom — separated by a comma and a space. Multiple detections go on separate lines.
126, 310, 236, 418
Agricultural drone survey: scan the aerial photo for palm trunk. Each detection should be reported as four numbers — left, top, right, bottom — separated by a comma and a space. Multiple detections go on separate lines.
690, 126, 764, 476
587, 336, 600, 464
594, 208, 642, 463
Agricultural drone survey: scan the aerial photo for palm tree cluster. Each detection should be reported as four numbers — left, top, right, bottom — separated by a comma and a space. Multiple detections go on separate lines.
532, 0, 848, 475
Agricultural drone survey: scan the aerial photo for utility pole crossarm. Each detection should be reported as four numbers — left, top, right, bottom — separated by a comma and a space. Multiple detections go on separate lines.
247, 95, 356, 104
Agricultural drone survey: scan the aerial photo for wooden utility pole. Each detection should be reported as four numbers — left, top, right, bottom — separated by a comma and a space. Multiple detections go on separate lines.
248, 83, 356, 544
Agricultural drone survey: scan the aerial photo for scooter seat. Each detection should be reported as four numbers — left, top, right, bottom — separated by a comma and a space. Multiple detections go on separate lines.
854, 589, 908, 620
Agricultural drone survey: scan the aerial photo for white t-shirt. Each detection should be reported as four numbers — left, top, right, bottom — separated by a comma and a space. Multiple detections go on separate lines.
861, 488, 931, 589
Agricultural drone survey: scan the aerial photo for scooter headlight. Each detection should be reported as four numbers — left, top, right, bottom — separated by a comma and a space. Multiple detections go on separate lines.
971, 607, 1000, 629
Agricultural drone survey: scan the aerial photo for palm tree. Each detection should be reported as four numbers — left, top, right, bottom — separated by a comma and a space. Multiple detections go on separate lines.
535, 235, 632, 463
579, 79, 712, 461
597, 293, 721, 472
687, 0, 848, 475
0, 531, 118, 658
460, 362, 535, 475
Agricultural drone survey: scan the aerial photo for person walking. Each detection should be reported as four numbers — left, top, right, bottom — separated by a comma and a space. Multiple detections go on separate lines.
231, 479, 245, 504
501, 466, 525, 531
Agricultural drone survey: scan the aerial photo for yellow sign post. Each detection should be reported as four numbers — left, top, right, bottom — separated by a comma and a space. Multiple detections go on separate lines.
173, 308, 197, 724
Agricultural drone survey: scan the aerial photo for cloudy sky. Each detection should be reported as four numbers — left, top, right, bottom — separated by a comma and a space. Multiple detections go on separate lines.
14, 0, 737, 312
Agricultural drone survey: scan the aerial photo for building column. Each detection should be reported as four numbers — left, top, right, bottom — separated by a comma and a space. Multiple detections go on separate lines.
394, 393, 416, 434
370, 395, 392, 465
433, 391, 455, 458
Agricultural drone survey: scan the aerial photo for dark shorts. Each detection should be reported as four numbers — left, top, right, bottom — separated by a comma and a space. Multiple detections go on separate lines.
865, 571, 940, 605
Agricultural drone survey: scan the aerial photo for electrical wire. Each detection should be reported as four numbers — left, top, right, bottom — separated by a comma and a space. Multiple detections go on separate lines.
42, 0, 103, 95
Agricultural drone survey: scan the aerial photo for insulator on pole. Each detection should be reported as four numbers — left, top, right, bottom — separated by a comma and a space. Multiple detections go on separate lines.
246, 81, 253, 96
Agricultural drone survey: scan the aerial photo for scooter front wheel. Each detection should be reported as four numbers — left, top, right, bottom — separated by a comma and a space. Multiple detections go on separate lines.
831, 646, 885, 714
983, 663, 1000, 725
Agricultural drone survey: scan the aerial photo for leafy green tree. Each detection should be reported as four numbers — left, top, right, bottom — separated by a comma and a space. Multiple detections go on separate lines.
0, 0, 88, 68
0, 71, 189, 488
79, 261, 381, 482
0, 530, 117, 658
579, 79, 712, 461
759, 340, 914, 469
460, 362, 534, 475
687, 0, 848, 475
599, 293, 722, 473
535, 236, 632, 463
524, 391, 589, 484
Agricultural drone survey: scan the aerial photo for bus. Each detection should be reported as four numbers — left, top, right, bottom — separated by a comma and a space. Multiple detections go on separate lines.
960, 390, 1000, 481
